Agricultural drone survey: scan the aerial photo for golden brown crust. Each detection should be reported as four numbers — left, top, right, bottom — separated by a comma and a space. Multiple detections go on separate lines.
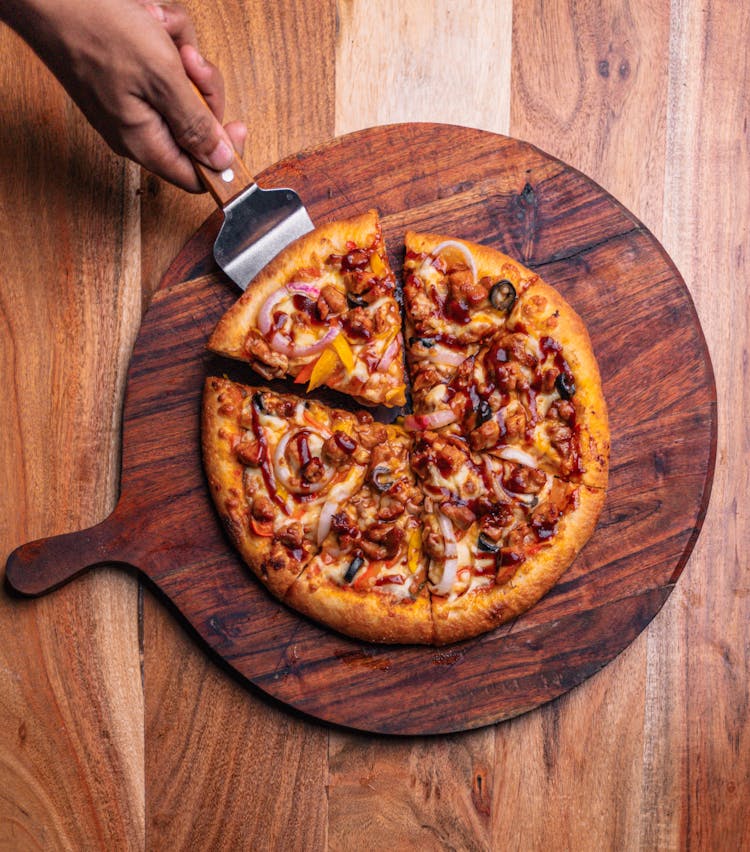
430, 484, 605, 645
202, 378, 277, 589
512, 280, 610, 489
285, 571, 434, 644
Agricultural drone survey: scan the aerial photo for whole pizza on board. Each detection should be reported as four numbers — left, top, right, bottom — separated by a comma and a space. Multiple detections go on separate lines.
202, 210, 609, 645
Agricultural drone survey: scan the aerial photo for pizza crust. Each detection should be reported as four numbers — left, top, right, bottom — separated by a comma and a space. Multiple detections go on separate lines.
285, 567, 434, 644
201, 377, 309, 597
513, 280, 610, 489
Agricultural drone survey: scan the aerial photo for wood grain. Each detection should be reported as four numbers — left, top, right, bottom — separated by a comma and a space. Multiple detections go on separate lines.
0, 26, 144, 850
137, 1, 337, 846
1, 0, 747, 847
506, 2, 675, 848
334, 0, 512, 136
648, 1, 750, 847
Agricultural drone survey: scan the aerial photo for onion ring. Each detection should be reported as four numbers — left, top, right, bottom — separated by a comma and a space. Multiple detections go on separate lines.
273, 429, 333, 495
270, 325, 340, 358
427, 239, 477, 283
257, 288, 289, 336
403, 409, 458, 432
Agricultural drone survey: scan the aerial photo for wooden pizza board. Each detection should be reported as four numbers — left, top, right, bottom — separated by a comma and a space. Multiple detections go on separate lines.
5, 124, 716, 735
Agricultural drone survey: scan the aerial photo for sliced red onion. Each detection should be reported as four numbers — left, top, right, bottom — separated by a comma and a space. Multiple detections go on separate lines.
316, 477, 362, 544
437, 511, 458, 559
497, 446, 539, 469
270, 325, 340, 358
317, 500, 338, 544
429, 240, 477, 283
425, 344, 466, 367
481, 455, 508, 503
257, 282, 322, 337
432, 555, 459, 596
257, 288, 289, 336
377, 335, 400, 371
403, 409, 458, 432
273, 430, 333, 495
286, 281, 321, 299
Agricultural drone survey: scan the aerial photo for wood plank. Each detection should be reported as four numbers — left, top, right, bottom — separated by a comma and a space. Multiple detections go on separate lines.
328, 729, 494, 851
0, 27, 144, 850
334, 0, 512, 136
332, 2, 500, 845
506, 1, 673, 848
140, 1, 337, 846
642, 0, 750, 847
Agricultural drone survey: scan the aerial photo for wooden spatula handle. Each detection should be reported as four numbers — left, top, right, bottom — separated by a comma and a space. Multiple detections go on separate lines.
193, 148, 256, 208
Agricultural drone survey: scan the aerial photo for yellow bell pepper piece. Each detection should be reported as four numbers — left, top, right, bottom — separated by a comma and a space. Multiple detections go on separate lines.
370, 251, 386, 276
307, 347, 340, 391
407, 528, 422, 574
331, 333, 355, 373
385, 385, 406, 406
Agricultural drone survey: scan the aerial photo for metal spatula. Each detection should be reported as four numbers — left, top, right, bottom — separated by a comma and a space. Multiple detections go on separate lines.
194, 148, 314, 290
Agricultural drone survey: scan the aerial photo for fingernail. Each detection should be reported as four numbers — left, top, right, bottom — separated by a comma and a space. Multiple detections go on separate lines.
208, 140, 233, 170
147, 4, 167, 22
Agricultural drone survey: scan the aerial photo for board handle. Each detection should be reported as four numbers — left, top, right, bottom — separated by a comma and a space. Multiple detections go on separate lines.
5, 510, 136, 597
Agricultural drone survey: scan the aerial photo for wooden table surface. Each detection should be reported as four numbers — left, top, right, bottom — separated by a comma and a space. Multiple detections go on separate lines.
0, 1, 746, 848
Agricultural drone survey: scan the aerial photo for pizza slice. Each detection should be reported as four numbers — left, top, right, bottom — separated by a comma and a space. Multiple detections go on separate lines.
403, 230, 539, 414
286, 422, 432, 643
208, 210, 406, 407
404, 238, 608, 490
410, 429, 604, 644
202, 377, 371, 597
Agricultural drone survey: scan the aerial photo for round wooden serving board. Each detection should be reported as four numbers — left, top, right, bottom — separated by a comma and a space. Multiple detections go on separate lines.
6, 124, 716, 735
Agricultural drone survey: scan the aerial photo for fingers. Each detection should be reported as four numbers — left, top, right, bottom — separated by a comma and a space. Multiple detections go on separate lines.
142, 3, 197, 50
225, 120, 248, 159
180, 44, 225, 122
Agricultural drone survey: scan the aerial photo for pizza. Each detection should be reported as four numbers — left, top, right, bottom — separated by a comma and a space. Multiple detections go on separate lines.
207, 209, 406, 408
202, 220, 609, 645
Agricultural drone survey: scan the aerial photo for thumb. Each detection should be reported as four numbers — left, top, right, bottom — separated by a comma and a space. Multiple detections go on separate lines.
154, 70, 234, 171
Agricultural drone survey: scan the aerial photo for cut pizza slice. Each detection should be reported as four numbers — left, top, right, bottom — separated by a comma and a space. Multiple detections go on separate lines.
208, 210, 406, 407
285, 423, 433, 644
404, 241, 608, 490
403, 230, 540, 415
202, 377, 371, 598
410, 430, 604, 644
429, 468, 606, 645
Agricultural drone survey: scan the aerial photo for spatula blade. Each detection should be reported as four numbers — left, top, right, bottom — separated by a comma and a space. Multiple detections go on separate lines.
213, 184, 314, 290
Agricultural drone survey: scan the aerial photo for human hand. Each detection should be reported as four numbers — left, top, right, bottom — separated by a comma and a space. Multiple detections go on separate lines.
0, 0, 247, 192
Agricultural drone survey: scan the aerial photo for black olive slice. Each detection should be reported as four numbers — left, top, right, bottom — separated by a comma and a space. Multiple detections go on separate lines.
252, 392, 266, 412
408, 336, 435, 349
555, 372, 576, 400
343, 554, 365, 583
476, 399, 493, 425
489, 279, 516, 312
346, 292, 369, 309
371, 465, 393, 492
477, 533, 500, 553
